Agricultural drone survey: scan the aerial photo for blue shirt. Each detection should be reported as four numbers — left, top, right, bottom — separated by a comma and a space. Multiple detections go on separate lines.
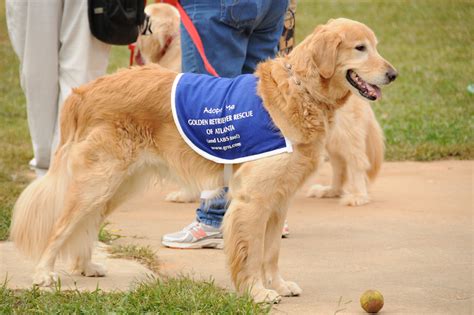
171, 73, 292, 164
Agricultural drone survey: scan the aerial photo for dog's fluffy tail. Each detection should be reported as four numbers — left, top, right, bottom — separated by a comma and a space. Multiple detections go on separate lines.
365, 108, 384, 181
9, 92, 80, 261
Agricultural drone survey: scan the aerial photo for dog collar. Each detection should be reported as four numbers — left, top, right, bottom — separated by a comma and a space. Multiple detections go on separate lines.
158, 35, 175, 58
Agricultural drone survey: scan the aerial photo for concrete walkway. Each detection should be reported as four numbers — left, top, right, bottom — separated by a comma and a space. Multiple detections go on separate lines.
0, 242, 154, 291
1, 161, 472, 314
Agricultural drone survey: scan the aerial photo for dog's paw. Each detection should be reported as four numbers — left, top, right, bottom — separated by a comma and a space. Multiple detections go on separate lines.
81, 262, 107, 277
274, 280, 302, 297
280, 281, 303, 297
252, 288, 282, 304
165, 190, 197, 203
33, 270, 58, 287
341, 193, 370, 206
307, 184, 341, 198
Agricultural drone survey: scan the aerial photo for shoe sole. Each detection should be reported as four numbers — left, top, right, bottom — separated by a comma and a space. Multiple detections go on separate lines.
162, 238, 224, 249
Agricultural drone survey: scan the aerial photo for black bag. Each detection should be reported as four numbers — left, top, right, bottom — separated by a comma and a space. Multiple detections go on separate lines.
88, 0, 146, 45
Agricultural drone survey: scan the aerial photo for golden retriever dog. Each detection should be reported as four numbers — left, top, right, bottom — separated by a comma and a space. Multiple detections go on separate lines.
136, 3, 181, 72
306, 95, 384, 206
138, 6, 384, 207
10, 18, 396, 302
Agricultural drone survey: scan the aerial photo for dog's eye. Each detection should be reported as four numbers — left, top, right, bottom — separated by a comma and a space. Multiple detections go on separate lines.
355, 45, 366, 51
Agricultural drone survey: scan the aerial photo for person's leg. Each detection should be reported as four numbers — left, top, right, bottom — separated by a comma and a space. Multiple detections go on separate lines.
163, 0, 260, 249
6, 0, 62, 176
179, 0, 257, 77
242, 0, 288, 74
161, 189, 227, 249
51, 0, 110, 158
195, 188, 228, 227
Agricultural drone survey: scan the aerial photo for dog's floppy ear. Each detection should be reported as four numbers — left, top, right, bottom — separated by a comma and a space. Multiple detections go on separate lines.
310, 27, 343, 79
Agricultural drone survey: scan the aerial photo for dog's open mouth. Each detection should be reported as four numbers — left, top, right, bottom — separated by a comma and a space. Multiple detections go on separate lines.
346, 70, 381, 101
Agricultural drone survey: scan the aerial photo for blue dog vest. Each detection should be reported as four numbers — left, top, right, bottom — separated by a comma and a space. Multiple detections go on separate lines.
171, 73, 292, 164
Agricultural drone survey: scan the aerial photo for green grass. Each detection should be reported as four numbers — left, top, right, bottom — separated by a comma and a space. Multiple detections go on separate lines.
109, 244, 160, 274
0, 3, 32, 241
98, 222, 122, 244
0, 0, 472, 312
0, 278, 269, 314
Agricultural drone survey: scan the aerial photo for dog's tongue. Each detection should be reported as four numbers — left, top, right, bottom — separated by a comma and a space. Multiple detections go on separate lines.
370, 84, 382, 100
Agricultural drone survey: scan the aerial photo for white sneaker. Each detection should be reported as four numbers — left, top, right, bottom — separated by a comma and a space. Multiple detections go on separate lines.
161, 221, 223, 249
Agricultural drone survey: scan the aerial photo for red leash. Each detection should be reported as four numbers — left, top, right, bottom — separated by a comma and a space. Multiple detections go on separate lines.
130, 0, 219, 77
171, 1, 219, 77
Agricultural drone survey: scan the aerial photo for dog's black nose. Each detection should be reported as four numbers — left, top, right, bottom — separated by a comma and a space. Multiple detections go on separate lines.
386, 69, 398, 82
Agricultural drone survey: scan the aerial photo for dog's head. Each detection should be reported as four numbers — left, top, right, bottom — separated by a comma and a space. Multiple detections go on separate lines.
137, 3, 180, 64
302, 18, 397, 101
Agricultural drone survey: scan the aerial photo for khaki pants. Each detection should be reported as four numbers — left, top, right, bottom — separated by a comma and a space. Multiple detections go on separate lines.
6, 0, 110, 176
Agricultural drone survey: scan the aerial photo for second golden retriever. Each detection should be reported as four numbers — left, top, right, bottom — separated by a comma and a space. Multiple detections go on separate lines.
136, 3, 181, 72
307, 94, 385, 206
10, 18, 396, 303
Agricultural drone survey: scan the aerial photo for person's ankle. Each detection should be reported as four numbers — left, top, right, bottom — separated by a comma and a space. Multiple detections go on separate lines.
198, 220, 221, 230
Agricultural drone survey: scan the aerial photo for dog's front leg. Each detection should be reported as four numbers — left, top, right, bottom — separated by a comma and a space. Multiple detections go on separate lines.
263, 208, 302, 297
223, 199, 281, 303
341, 152, 370, 206
307, 153, 345, 199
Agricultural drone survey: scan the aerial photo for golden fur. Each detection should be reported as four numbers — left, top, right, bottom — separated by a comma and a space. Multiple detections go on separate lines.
10, 18, 396, 302
307, 95, 385, 206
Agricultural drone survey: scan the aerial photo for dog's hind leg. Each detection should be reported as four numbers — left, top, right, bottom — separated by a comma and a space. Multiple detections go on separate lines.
68, 212, 108, 277
32, 154, 128, 286
340, 144, 371, 206
341, 161, 370, 206
70, 161, 161, 277
263, 207, 302, 297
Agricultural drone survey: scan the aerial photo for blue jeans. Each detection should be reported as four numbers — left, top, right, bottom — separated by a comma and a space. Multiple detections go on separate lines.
180, 0, 288, 227
180, 0, 288, 77
195, 188, 229, 228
